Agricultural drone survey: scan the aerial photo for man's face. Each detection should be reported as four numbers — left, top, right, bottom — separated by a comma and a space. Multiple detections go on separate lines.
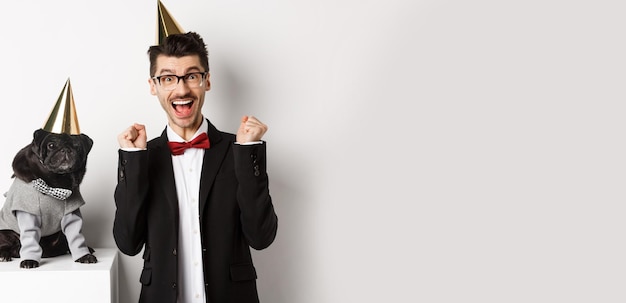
149, 54, 210, 138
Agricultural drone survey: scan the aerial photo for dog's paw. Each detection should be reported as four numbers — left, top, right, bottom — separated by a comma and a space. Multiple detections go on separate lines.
0, 251, 13, 262
20, 260, 39, 269
75, 253, 97, 264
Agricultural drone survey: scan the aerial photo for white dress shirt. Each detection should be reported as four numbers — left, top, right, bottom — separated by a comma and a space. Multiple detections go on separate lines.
120, 119, 263, 302
167, 119, 208, 303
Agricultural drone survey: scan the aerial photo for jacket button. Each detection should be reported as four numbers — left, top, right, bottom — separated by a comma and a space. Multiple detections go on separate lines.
172, 249, 177, 256
172, 283, 177, 289
254, 165, 260, 176
119, 170, 125, 179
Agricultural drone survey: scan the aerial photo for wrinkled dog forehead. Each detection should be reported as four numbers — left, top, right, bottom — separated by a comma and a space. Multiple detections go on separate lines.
37, 133, 73, 149
32, 129, 94, 157
42, 134, 71, 144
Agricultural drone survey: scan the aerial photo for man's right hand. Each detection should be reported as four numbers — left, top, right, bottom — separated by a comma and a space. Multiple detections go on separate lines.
118, 123, 147, 149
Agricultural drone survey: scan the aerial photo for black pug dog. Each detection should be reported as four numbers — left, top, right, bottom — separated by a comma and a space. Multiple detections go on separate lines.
0, 129, 97, 268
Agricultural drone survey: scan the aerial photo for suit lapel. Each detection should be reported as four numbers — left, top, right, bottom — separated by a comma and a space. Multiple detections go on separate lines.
199, 120, 229, 213
153, 131, 179, 216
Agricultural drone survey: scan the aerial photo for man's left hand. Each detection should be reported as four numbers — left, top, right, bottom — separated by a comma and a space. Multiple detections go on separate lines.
236, 115, 268, 143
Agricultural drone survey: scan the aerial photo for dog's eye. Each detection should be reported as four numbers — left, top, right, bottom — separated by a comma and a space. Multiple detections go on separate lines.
47, 143, 55, 149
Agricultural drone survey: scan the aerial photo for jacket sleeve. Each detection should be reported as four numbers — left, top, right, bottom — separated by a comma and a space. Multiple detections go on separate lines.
113, 149, 149, 256
233, 142, 278, 250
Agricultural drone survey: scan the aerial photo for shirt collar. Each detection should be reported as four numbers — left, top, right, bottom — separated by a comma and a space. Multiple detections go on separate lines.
166, 117, 208, 143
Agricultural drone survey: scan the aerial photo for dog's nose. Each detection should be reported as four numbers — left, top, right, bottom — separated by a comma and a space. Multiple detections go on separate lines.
61, 147, 74, 155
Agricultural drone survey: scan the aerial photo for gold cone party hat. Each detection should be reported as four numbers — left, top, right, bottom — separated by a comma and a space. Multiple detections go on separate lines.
42, 78, 81, 135
156, 0, 184, 44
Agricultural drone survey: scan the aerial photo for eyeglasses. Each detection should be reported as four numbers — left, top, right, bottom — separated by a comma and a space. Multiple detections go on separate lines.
152, 71, 208, 91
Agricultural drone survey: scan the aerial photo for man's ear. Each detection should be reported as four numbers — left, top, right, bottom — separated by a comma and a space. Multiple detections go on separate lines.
149, 77, 157, 95
205, 72, 211, 91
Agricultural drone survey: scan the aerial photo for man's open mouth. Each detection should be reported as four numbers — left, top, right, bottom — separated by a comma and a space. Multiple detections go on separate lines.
172, 100, 194, 115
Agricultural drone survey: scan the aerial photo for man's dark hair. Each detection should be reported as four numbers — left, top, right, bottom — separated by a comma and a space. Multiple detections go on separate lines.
148, 31, 209, 77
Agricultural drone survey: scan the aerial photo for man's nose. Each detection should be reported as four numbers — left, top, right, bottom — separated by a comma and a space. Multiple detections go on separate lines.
173, 78, 191, 93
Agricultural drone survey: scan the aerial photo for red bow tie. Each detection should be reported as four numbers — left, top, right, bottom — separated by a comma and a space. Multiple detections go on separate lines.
168, 132, 210, 156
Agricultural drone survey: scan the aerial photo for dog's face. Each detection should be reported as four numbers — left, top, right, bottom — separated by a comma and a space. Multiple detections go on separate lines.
12, 129, 93, 189
32, 129, 93, 174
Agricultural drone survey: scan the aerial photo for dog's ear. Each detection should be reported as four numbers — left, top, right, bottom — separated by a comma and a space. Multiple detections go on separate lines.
79, 134, 94, 155
33, 129, 49, 144
31, 129, 50, 159
12, 130, 47, 182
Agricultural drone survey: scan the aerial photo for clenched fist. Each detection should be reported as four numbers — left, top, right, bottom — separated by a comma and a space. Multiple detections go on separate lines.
236, 116, 268, 143
118, 123, 147, 149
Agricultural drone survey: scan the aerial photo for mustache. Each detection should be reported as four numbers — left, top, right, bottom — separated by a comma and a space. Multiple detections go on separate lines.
170, 94, 195, 101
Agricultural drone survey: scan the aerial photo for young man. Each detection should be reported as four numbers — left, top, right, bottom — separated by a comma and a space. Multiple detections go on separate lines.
113, 32, 278, 303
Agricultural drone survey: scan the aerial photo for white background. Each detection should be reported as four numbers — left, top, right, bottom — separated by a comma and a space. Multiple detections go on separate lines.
0, 0, 625, 302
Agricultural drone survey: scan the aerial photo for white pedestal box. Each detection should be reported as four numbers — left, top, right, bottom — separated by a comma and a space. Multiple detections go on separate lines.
0, 248, 119, 303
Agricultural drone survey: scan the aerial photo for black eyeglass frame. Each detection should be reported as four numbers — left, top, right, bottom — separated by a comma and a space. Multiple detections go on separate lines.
151, 71, 208, 90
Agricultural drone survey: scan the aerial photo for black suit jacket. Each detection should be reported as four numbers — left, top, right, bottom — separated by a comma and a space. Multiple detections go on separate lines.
113, 120, 278, 303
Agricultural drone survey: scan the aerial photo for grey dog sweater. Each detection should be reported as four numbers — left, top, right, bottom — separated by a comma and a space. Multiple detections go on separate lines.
0, 178, 85, 236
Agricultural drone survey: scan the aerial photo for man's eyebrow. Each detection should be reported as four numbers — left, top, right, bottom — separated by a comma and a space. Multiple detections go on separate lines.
156, 67, 202, 75
184, 67, 202, 73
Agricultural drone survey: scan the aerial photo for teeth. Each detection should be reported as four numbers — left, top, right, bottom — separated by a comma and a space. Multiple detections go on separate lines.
172, 100, 192, 105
